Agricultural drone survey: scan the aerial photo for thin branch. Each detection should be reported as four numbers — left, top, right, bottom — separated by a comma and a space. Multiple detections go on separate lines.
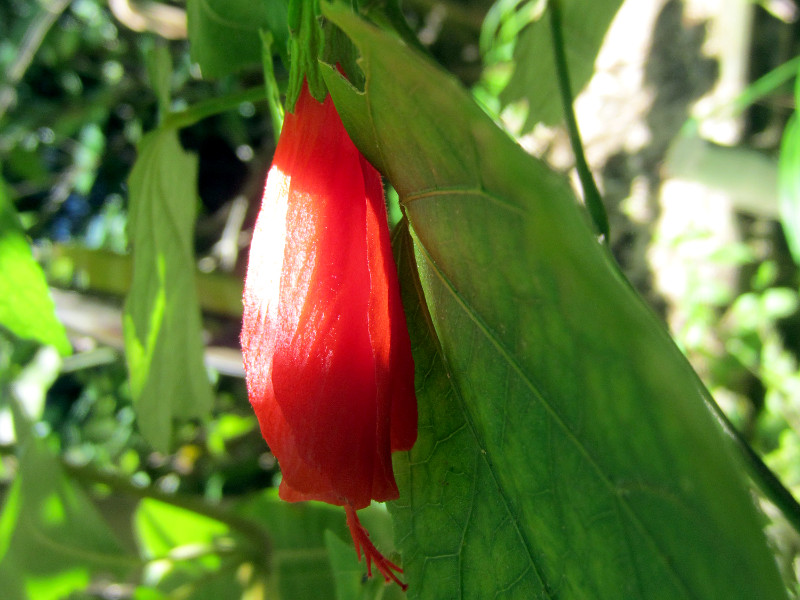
159, 86, 267, 132
547, 0, 609, 241
61, 459, 273, 563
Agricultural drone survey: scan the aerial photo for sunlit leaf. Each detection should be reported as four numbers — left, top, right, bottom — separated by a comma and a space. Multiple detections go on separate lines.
0, 172, 71, 356
322, 5, 787, 599
0, 436, 132, 600
779, 114, 800, 265
186, 0, 289, 78
488, 0, 623, 131
124, 129, 213, 452
134, 498, 230, 560
133, 498, 240, 599
132, 587, 170, 600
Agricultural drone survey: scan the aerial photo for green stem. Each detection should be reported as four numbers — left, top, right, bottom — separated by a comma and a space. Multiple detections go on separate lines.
6, 391, 272, 560
547, 0, 609, 241
260, 30, 285, 144
717, 54, 800, 121
159, 87, 268, 132
61, 460, 273, 563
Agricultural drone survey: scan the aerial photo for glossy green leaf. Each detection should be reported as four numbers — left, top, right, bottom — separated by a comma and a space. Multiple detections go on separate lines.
186, 0, 289, 78
491, 0, 622, 130
0, 436, 132, 600
0, 173, 70, 356
124, 129, 213, 452
322, 5, 787, 599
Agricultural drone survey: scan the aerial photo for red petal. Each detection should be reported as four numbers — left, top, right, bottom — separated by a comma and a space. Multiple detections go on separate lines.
241, 83, 417, 510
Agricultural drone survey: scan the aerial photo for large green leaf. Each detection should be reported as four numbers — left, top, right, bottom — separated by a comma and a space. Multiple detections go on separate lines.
322, 5, 787, 599
0, 436, 132, 600
124, 129, 213, 452
391, 225, 520, 599
186, 0, 289, 78
489, 0, 622, 131
0, 172, 70, 356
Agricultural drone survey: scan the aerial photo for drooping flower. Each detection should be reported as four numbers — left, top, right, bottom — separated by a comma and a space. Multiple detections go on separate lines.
241, 81, 417, 589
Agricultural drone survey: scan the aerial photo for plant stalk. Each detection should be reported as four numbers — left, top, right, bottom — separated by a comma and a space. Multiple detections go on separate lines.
547, 0, 609, 241
61, 459, 273, 561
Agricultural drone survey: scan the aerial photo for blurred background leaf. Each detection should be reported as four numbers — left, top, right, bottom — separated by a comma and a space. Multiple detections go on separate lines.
0, 171, 70, 355
123, 128, 213, 452
186, 0, 289, 78
0, 434, 135, 600
479, 0, 622, 132
779, 61, 800, 266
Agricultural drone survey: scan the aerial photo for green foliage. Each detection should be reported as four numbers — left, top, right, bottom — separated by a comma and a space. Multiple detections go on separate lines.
186, 0, 289, 78
123, 129, 213, 452
481, 0, 622, 132
235, 491, 349, 599
2, 0, 799, 598
654, 198, 800, 590
0, 173, 70, 355
286, 0, 327, 108
322, 5, 787, 598
134, 498, 239, 598
0, 434, 133, 600
779, 61, 800, 264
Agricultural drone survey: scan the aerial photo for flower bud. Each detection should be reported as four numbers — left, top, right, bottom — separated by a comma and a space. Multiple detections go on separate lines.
241, 81, 417, 589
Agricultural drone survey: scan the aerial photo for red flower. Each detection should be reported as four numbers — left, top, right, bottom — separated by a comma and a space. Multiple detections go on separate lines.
241, 81, 417, 589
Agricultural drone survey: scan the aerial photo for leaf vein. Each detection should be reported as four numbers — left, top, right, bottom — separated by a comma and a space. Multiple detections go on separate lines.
404, 187, 525, 215
413, 234, 697, 599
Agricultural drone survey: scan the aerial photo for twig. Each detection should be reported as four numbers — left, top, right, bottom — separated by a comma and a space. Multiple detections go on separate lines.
60, 458, 273, 562
547, 0, 609, 241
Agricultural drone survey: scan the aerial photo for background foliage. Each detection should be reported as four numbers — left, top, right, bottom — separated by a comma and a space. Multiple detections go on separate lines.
2, 0, 800, 598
